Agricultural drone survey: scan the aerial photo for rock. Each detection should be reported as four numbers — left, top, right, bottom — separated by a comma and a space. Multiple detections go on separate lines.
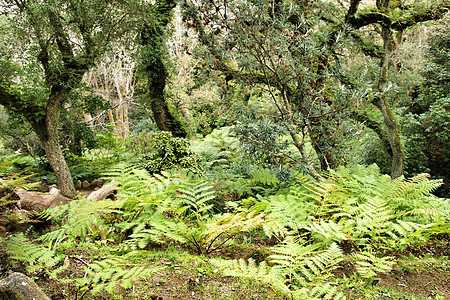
0, 272, 50, 300
82, 180, 90, 189
16, 188, 70, 213
87, 181, 119, 201
76, 180, 82, 189
90, 179, 104, 187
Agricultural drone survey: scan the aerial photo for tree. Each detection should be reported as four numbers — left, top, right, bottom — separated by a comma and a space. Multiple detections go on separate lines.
344, 0, 450, 178
83, 48, 136, 138
402, 13, 450, 195
182, 0, 450, 179
182, 0, 354, 176
138, 0, 187, 138
0, 0, 133, 197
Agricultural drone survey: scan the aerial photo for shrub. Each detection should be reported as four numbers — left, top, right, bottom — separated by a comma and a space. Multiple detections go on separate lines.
143, 131, 204, 174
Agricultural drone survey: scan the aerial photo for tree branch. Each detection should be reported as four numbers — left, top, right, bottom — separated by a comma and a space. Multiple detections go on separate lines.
347, 3, 450, 31
0, 86, 42, 122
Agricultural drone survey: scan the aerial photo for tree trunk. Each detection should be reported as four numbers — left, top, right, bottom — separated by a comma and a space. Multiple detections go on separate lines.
139, 0, 187, 138
40, 133, 76, 198
146, 55, 187, 137
33, 88, 77, 198
375, 0, 404, 179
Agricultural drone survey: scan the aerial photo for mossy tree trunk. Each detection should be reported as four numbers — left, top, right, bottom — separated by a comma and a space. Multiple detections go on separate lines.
344, 0, 450, 178
0, 0, 134, 197
139, 0, 187, 138
373, 0, 404, 179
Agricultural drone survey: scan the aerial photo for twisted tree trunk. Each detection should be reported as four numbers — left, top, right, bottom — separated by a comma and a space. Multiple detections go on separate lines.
33, 87, 76, 198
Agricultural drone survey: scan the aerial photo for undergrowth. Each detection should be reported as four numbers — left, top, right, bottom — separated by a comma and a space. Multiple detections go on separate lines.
1, 163, 448, 299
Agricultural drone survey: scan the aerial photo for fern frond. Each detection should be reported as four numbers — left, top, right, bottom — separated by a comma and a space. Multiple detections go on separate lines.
250, 169, 280, 187
355, 197, 393, 231
299, 283, 346, 300
5, 233, 63, 274
296, 175, 348, 220
354, 252, 395, 278
174, 180, 216, 217
213, 241, 345, 299
204, 210, 266, 245
263, 192, 310, 231
87, 252, 162, 294
271, 239, 343, 286
211, 258, 290, 295
389, 220, 423, 238
306, 220, 347, 243
117, 212, 188, 251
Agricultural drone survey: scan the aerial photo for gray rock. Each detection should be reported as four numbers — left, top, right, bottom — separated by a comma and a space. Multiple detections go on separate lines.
90, 179, 103, 187
0, 272, 50, 300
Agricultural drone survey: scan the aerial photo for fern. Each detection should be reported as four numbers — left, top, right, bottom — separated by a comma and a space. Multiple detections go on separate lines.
303, 283, 346, 300
212, 240, 346, 299
199, 210, 266, 255
39, 197, 123, 247
5, 233, 64, 274
3, 233, 161, 299
211, 257, 289, 296
118, 211, 189, 251
114, 175, 266, 255
86, 252, 162, 294
250, 168, 280, 187
354, 251, 395, 278
0, 171, 39, 206
330, 164, 444, 218
305, 220, 347, 244
174, 180, 216, 218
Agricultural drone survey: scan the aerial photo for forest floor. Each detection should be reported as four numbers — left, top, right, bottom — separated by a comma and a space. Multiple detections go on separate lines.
1, 225, 449, 300
0, 187, 449, 300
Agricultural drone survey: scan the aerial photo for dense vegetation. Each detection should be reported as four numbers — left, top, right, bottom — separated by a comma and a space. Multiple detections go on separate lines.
0, 0, 449, 299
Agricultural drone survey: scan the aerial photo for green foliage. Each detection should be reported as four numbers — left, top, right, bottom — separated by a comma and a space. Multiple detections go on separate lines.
0, 154, 40, 208
3, 233, 161, 299
353, 252, 396, 279
2, 158, 448, 299
133, 118, 159, 134
143, 131, 203, 174
215, 164, 448, 299
40, 197, 124, 246
330, 164, 444, 217
125, 130, 157, 155
234, 106, 288, 166
0, 171, 38, 207
402, 14, 450, 195
212, 241, 346, 300
110, 168, 266, 255
191, 126, 239, 171
4, 232, 65, 276
0, 108, 42, 157
86, 252, 161, 294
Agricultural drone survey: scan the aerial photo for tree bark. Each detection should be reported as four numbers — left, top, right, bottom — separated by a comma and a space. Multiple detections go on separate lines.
139, 0, 187, 138
375, 0, 404, 179
0, 85, 76, 197
33, 87, 77, 198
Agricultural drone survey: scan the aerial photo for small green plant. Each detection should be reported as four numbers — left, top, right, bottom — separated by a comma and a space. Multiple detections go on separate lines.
3, 228, 161, 299
143, 131, 204, 174
0, 170, 38, 207
214, 164, 448, 299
